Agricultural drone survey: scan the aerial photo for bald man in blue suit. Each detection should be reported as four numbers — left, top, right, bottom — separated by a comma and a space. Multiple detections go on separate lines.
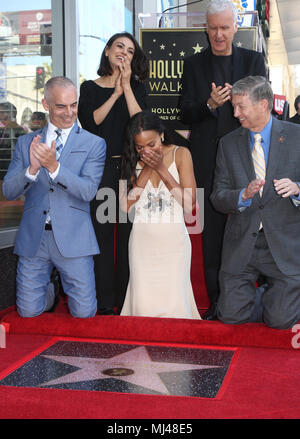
2, 77, 106, 318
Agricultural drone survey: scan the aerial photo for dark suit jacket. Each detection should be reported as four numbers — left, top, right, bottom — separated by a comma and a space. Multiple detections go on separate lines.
289, 113, 300, 124
210, 117, 300, 276
179, 45, 266, 188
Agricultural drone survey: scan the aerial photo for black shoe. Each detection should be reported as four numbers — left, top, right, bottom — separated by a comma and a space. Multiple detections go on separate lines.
202, 303, 218, 320
46, 270, 61, 313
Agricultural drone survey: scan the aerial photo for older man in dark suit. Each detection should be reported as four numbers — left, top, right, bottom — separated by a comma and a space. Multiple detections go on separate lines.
211, 76, 300, 329
179, 0, 267, 319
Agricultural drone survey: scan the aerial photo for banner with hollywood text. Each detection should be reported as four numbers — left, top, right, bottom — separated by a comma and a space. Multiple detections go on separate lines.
140, 27, 259, 145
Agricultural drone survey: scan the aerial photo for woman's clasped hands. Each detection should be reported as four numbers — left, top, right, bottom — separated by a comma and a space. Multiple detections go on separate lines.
115, 57, 132, 97
139, 146, 163, 170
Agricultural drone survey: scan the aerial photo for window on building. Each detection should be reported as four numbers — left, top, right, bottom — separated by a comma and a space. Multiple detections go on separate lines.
78, 0, 134, 84
0, 0, 52, 233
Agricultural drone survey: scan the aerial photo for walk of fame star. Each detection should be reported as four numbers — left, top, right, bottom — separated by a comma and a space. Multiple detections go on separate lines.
40, 346, 220, 394
0, 340, 237, 398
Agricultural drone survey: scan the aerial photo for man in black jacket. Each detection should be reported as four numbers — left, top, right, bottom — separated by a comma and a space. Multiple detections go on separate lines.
179, 0, 267, 319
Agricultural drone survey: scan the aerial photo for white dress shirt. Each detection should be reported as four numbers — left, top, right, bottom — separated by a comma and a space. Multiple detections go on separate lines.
26, 122, 74, 180
25, 122, 74, 224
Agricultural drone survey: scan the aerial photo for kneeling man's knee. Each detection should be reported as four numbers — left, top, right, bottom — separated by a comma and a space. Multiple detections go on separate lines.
264, 313, 299, 330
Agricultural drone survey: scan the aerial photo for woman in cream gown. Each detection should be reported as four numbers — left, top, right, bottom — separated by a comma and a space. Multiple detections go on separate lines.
120, 111, 201, 319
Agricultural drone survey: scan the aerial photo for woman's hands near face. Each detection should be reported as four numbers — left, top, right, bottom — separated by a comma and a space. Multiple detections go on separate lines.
139, 146, 163, 170
114, 58, 131, 97
114, 73, 123, 97
119, 57, 132, 87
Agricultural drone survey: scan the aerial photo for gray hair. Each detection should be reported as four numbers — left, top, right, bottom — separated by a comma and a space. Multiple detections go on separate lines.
231, 76, 273, 111
206, 0, 238, 26
44, 76, 76, 102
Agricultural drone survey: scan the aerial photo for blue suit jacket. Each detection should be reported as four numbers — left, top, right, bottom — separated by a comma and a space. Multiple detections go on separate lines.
2, 122, 106, 258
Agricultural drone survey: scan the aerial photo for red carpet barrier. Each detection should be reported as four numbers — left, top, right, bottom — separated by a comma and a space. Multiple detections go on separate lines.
1, 310, 297, 350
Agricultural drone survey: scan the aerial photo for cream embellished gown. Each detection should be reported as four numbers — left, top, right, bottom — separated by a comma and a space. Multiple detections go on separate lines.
121, 146, 201, 319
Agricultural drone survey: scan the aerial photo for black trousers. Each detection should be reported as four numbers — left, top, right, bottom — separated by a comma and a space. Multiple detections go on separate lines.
201, 188, 227, 305
191, 138, 227, 307
90, 158, 132, 313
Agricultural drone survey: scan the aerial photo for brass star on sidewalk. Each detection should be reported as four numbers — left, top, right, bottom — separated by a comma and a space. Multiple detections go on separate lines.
40, 346, 220, 395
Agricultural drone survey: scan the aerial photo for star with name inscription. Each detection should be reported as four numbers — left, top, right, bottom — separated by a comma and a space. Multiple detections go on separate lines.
39, 346, 220, 395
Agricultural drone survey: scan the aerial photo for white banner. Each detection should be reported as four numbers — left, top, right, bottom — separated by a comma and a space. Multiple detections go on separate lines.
233, 0, 257, 26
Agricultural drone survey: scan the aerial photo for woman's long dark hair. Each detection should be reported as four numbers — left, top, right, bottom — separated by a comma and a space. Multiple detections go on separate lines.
97, 32, 149, 81
121, 110, 173, 192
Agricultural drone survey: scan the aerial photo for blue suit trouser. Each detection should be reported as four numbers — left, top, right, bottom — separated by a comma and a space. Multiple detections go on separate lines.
16, 229, 97, 318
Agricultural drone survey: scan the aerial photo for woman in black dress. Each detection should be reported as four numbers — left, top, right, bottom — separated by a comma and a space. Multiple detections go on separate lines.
78, 32, 148, 315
